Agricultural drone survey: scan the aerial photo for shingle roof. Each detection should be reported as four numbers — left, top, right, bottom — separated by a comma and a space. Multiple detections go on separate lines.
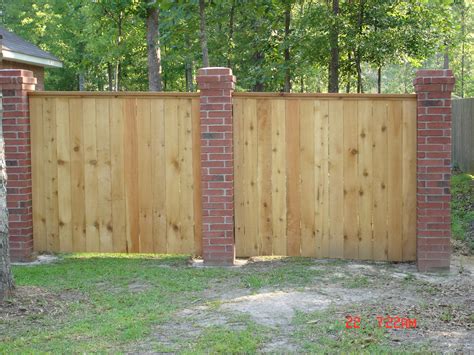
0, 26, 61, 64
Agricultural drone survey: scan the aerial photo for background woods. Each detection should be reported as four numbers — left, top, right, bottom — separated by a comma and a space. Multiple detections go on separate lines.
2, 0, 473, 96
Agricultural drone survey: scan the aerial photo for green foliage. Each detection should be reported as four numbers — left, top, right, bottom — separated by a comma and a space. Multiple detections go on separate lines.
188, 322, 266, 354
2, 0, 472, 94
451, 172, 474, 252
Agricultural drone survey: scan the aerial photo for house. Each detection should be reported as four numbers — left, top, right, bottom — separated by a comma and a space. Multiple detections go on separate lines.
0, 26, 62, 90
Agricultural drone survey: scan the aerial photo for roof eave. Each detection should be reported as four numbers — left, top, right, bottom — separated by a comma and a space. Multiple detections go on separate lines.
2, 49, 63, 68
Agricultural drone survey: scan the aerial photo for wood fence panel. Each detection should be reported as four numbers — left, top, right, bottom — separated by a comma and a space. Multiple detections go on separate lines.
30, 93, 202, 255
270, 99, 287, 255
342, 100, 359, 259
30, 97, 46, 252
372, 101, 389, 260
453, 99, 474, 173
357, 100, 374, 260
233, 94, 417, 261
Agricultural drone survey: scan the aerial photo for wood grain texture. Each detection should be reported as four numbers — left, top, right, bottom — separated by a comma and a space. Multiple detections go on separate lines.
232, 96, 416, 261
402, 100, 417, 261
257, 99, 273, 255
299, 100, 316, 256
151, 99, 167, 253
30, 97, 46, 252
30, 96, 200, 255
271, 99, 287, 256
328, 100, 344, 258
286, 99, 301, 256
357, 100, 373, 260
387, 101, 403, 261
342, 100, 359, 259
56, 98, 73, 252
29, 94, 416, 261
372, 101, 389, 260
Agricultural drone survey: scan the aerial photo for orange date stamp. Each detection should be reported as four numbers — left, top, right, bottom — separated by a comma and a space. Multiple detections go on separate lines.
345, 315, 417, 329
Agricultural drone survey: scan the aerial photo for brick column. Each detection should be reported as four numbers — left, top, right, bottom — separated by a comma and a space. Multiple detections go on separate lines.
197, 67, 236, 265
414, 69, 454, 272
0, 70, 37, 261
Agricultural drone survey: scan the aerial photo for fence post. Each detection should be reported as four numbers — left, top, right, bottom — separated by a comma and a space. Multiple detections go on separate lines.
196, 67, 236, 265
0, 69, 37, 261
414, 69, 455, 272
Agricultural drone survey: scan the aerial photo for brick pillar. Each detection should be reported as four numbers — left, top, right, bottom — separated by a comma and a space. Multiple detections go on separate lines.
414, 69, 454, 272
0, 69, 37, 261
197, 67, 236, 265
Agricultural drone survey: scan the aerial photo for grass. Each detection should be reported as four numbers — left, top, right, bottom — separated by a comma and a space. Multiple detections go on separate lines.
186, 319, 268, 354
0, 254, 327, 353
1, 254, 234, 353
344, 275, 370, 289
451, 172, 474, 252
0, 254, 444, 353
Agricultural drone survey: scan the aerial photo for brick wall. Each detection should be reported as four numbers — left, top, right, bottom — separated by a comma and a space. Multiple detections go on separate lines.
0, 61, 44, 91
414, 69, 454, 272
196, 68, 236, 265
0, 69, 36, 261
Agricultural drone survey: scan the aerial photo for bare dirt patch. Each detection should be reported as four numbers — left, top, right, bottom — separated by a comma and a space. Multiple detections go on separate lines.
0, 286, 75, 322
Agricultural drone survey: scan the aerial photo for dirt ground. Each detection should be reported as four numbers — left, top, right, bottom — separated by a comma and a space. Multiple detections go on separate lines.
154, 255, 474, 353
2, 254, 473, 353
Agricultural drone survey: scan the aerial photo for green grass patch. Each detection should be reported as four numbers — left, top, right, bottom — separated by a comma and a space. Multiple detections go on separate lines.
345, 275, 370, 288
186, 319, 267, 354
1, 254, 233, 353
240, 258, 328, 290
451, 172, 474, 252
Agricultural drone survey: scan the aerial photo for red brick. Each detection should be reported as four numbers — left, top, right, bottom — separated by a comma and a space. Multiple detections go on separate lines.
415, 69, 454, 272
198, 68, 236, 265
0, 70, 36, 261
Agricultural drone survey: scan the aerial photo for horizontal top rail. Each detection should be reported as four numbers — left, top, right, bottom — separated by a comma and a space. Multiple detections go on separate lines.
29, 91, 200, 98
233, 92, 416, 100
29, 91, 416, 100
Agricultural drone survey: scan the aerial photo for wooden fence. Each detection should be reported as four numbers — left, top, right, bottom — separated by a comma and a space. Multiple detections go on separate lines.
29, 91, 417, 261
29, 92, 202, 254
233, 93, 417, 261
453, 98, 474, 173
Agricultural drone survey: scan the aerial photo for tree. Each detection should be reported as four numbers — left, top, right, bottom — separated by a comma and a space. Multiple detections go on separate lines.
283, 1, 292, 92
328, 0, 340, 93
199, 0, 210, 67
144, 1, 163, 91
2, 0, 470, 95
0, 94, 14, 301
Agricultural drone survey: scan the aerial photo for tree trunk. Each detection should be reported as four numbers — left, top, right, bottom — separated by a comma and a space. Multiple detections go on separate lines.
346, 50, 352, 93
115, 63, 120, 91
146, 6, 163, 91
283, 3, 292, 92
116, 12, 123, 91
328, 0, 339, 93
0, 95, 14, 301
78, 73, 85, 91
107, 63, 113, 91
377, 66, 382, 94
356, 0, 364, 93
443, 51, 449, 69
185, 60, 194, 92
199, 0, 210, 67
227, 0, 235, 68
460, 1, 465, 98
253, 50, 265, 92
356, 55, 362, 93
